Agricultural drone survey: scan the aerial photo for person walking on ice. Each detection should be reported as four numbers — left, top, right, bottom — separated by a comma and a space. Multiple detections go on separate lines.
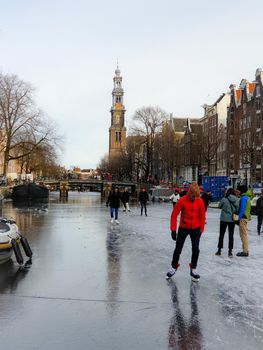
122, 187, 131, 212
256, 189, 263, 235
236, 185, 251, 257
215, 188, 239, 257
106, 187, 121, 224
139, 187, 149, 216
166, 181, 206, 282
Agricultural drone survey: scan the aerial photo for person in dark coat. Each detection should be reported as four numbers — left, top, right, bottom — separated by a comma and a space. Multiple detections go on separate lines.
215, 188, 239, 257
106, 187, 121, 224
122, 187, 130, 212
201, 191, 212, 211
256, 189, 263, 235
138, 187, 149, 216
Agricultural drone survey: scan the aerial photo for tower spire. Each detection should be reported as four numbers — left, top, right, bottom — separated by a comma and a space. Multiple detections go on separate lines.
109, 65, 126, 158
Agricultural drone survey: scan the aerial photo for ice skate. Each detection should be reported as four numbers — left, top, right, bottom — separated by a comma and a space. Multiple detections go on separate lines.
110, 218, 114, 224
115, 220, 120, 225
166, 267, 177, 280
215, 249, 221, 256
190, 267, 200, 282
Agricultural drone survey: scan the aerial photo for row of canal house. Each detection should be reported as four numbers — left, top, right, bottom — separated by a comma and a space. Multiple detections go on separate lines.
174, 68, 263, 186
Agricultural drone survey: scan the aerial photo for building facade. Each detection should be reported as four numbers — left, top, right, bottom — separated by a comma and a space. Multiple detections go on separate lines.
199, 93, 230, 177
174, 118, 202, 183
109, 65, 126, 158
226, 68, 263, 185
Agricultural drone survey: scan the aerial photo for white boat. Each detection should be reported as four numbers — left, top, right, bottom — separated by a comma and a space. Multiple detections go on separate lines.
0, 219, 32, 265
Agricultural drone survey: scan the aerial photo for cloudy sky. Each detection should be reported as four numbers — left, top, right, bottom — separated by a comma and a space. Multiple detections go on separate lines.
1, 0, 262, 169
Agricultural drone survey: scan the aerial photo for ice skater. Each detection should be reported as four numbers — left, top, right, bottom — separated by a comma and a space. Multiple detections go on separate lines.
122, 187, 130, 212
138, 187, 149, 216
166, 182, 206, 282
106, 187, 121, 224
170, 188, 180, 208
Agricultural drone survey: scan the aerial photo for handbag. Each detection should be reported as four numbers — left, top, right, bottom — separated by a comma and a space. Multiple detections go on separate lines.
227, 198, 239, 223
232, 212, 239, 221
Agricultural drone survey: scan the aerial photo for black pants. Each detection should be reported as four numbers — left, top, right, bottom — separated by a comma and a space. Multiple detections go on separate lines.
257, 213, 263, 234
140, 202, 147, 215
171, 227, 201, 269
217, 221, 235, 250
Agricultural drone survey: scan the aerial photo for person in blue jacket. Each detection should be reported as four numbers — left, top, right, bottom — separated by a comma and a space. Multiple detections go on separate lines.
236, 185, 251, 257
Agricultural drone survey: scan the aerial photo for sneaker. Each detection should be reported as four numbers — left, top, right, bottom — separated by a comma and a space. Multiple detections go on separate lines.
190, 268, 200, 282
228, 250, 233, 257
110, 218, 114, 224
215, 249, 221, 256
166, 267, 177, 280
115, 220, 120, 224
236, 251, 249, 257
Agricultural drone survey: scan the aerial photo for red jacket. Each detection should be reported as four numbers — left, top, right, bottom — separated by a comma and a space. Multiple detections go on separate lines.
170, 194, 206, 233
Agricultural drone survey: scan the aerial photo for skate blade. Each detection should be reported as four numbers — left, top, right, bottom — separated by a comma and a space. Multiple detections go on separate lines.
191, 277, 200, 282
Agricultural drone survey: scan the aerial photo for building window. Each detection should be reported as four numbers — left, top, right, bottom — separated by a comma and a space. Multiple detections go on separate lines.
243, 103, 246, 115
115, 132, 121, 142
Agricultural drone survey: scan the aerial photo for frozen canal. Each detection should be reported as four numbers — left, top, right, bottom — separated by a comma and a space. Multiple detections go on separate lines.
0, 192, 262, 350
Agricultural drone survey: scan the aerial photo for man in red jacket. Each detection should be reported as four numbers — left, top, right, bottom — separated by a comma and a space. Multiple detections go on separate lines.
166, 181, 206, 281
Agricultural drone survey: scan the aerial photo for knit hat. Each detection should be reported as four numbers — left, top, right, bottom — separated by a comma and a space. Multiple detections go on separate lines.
238, 185, 247, 194
189, 181, 200, 197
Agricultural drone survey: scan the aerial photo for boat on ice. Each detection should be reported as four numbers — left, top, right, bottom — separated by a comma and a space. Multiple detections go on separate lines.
12, 183, 49, 200
0, 219, 32, 265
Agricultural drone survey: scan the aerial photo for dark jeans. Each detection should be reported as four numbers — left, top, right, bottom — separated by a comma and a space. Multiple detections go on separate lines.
110, 207, 119, 219
217, 221, 235, 250
171, 227, 201, 269
140, 202, 147, 215
257, 213, 263, 233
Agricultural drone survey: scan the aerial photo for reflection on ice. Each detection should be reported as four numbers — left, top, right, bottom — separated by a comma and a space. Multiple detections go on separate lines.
168, 280, 202, 350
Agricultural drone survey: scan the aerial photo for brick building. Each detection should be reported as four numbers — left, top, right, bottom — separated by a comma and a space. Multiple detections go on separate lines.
199, 93, 230, 177
227, 68, 263, 185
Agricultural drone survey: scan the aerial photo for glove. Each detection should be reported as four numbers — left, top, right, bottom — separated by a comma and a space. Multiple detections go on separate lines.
171, 230, 177, 241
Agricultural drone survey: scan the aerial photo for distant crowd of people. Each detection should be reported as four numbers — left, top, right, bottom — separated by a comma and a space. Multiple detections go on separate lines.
106, 186, 149, 224
105, 182, 263, 282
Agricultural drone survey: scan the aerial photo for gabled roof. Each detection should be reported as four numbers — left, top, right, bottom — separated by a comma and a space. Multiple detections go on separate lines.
172, 117, 199, 132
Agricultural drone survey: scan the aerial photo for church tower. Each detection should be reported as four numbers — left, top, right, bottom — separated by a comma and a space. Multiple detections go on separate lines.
109, 64, 126, 158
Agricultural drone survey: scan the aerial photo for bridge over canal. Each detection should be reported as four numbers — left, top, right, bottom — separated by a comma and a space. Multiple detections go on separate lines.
43, 179, 139, 198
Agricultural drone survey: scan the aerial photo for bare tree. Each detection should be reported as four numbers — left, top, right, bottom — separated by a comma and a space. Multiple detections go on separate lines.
201, 130, 217, 175
0, 73, 59, 176
131, 106, 167, 181
154, 121, 176, 182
